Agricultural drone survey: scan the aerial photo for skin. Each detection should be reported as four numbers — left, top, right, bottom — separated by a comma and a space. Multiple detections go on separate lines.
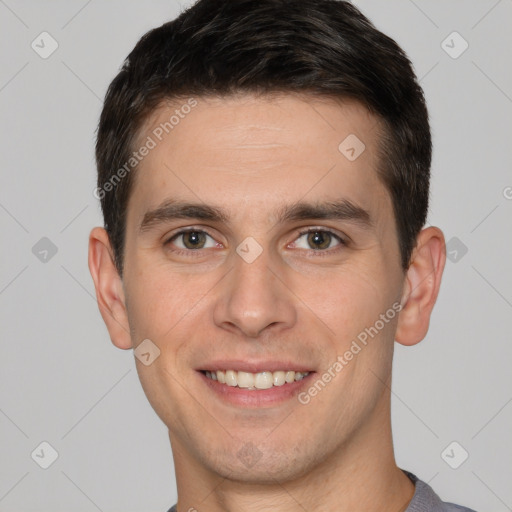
89, 93, 446, 512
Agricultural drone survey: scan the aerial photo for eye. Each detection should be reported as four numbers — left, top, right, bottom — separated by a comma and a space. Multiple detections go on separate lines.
165, 229, 219, 251
163, 227, 346, 257
292, 229, 345, 252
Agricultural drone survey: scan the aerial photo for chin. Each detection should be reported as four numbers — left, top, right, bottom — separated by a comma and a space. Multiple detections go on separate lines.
203, 441, 323, 485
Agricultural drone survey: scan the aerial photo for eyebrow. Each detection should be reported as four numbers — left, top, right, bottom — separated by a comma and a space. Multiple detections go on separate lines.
139, 198, 373, 233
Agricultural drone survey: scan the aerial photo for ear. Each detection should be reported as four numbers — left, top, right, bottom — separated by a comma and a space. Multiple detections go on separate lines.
88, 227, 132, 350
395, 226, 446, 346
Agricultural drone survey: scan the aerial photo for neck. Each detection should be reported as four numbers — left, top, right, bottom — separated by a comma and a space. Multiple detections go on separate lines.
169, 387, 415, 512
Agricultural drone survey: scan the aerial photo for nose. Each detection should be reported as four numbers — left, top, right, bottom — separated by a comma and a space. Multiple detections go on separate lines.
213, 245, 297, 338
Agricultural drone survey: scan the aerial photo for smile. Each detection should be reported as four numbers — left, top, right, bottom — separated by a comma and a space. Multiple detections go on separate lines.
202, 370, 311, 389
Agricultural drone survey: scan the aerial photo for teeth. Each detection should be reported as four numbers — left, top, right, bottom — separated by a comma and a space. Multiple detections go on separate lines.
225, 370, 237, 387
273, 371, 285, 386
204, 370, 310, 389
254, 371, 273, 389
237, 371, 254, 388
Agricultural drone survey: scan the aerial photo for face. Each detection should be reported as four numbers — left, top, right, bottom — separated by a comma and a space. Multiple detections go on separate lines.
119, 93, 406, 482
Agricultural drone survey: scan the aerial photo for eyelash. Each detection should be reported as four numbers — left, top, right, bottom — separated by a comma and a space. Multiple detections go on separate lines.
164, 227, 347, 258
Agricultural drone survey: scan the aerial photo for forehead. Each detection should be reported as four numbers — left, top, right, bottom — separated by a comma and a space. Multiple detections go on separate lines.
127, 93, 391, 228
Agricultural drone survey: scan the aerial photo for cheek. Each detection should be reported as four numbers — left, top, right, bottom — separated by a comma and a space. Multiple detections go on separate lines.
293, 261, 397, 339
123, 263, 217, 343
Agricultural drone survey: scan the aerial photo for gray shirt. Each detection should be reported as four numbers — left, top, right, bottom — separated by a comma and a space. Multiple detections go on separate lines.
165, 470, 477, 511
402, 471, 476, 511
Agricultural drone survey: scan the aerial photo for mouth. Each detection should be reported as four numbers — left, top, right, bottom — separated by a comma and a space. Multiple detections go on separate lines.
201, 369, 310, 389
197, 365, 315, 407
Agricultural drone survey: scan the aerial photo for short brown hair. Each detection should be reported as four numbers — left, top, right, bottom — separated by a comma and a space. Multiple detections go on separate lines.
96, 0, 431, 275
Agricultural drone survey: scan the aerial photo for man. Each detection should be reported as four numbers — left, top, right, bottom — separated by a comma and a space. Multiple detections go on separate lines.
88, 1, 477, 510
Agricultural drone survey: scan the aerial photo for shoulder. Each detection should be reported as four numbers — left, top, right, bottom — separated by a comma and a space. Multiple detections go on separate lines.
166, 473, 479, 512
404, 470, 478, 512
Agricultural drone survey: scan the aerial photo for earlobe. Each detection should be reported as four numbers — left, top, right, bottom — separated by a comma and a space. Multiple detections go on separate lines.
88, 227, 132, 350
395, 226, 446, 347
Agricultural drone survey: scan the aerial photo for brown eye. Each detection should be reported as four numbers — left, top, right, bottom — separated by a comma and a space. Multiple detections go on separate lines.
181, 231, 207, 249
293, 229, 343, 251
306, 231, 332, 250
166, 229, 217, 252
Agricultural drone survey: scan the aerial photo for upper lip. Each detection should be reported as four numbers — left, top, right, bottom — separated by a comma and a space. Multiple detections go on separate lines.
197, 360, 314, 373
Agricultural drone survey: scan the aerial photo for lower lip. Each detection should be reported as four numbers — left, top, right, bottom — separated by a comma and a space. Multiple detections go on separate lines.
199, 371, 315, 408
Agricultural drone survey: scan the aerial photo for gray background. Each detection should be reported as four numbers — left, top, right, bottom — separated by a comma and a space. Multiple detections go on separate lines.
1, 1, 511, 511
